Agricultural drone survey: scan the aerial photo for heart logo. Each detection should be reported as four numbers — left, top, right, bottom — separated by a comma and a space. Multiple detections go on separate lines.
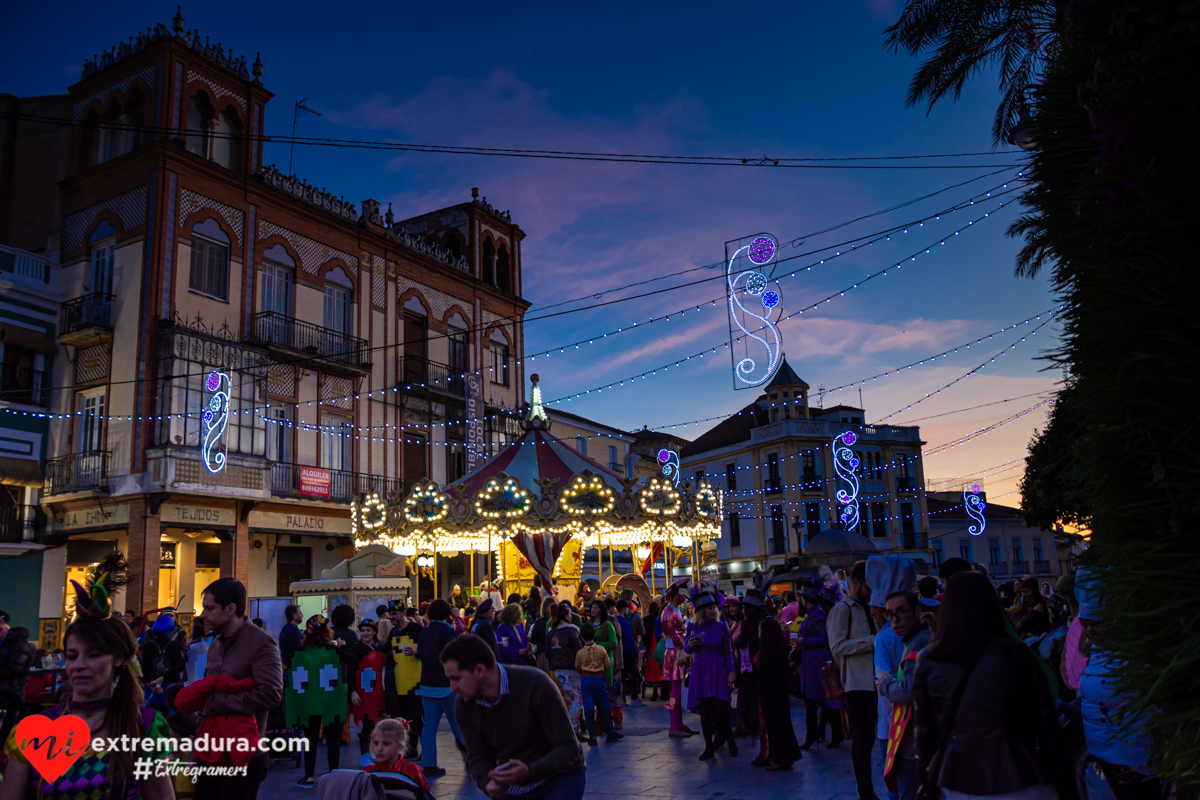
14, 714, 91, 783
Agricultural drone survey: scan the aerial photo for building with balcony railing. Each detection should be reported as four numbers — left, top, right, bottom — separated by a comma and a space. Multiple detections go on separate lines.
926, 491, 1064, 580
678, 359, 934, 594
11, 10, 532, 641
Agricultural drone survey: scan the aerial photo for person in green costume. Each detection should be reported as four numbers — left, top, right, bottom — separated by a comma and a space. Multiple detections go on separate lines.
287, 615, 358, 788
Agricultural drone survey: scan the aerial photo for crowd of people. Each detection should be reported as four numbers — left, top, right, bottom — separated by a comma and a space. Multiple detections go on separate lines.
0, 553, 1175, 800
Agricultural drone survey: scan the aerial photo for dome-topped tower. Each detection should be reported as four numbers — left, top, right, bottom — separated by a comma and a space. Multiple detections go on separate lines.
763, 357, 810, 423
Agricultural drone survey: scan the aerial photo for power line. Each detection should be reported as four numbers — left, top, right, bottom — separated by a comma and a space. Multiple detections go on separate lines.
0, 111, 1025, 170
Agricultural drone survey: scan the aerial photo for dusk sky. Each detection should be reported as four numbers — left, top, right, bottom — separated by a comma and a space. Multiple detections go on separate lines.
3, 2, 1062, 503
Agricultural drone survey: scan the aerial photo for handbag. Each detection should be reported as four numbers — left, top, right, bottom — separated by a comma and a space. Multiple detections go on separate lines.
915, 657, 982, 800
652, 636, 667, 665
822, 602, 855, 701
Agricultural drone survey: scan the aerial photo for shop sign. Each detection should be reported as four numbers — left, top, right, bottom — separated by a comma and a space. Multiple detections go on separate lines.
160, 542, 177, 569
161, 505, 236, 527
247, 510, 352, 536
47, 504, 130, 533
299, 467, 331, 497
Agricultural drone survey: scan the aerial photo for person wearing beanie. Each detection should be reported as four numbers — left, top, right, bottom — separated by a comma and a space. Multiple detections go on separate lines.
470, 598, 499, 655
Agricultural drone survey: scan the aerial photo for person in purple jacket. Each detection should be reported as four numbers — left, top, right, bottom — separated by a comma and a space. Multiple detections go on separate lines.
684, 586, 737, 761
798, 581, 844, 749
495, 603, 530, 665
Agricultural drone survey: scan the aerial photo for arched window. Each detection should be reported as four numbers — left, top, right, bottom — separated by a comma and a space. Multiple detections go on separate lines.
83, 110, 103, 168
211, 107, 241, 170
116, 92, 144, 157
186, 93, 215, 159
496, 244, 511, 293
481, 238, 496, 285
444, 232, 463, 258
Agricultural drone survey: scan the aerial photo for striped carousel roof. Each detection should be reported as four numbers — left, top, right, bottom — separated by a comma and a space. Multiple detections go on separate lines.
448, 429, 627, 497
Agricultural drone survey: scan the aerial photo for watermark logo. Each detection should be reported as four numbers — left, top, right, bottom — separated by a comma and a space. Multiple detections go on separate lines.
14, 714, 90, 783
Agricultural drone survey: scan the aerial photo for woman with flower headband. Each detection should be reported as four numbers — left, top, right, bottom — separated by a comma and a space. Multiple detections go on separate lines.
0, 552, 174, 800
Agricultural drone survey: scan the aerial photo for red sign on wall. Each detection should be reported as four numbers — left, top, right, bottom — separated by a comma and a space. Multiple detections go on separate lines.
299, 467, 332, 497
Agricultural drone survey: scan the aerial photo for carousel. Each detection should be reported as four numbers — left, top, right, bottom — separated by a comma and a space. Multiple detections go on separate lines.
351, 375, 723, 603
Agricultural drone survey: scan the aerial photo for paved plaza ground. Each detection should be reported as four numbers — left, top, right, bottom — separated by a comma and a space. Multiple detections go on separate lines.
258, 697, 890, 800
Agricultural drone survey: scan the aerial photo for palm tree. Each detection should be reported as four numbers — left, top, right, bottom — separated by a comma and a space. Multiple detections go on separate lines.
882, 0, 1057, 145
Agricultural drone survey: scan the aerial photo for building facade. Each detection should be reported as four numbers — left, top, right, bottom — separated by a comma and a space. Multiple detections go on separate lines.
927, 492, 1065, 579
8, 11, 530, 642
679, 360, 933, 594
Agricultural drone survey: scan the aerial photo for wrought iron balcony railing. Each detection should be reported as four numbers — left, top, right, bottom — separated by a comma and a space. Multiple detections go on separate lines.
768, 536, 790, 555
398, 356, 466, 397
1033, 560, 1051, 574
270, 462, 403, 503
59, 292, 114, 338
44, 450, 110, 495
0, 504, 42, 543
989, 560, 1009, 576
901, 531, 929, 549
1011, 560, 1030, 575
0, 364, 48, 406
252, 312, 368, 370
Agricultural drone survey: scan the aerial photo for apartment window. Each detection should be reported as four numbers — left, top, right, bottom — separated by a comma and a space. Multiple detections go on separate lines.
449, 330, 468, 375
804, 501, 822, 542
1033, 537, 1044, 563
260, 259, 293, 316
765, 452, 780, 492
490, 341, 510, 386
447, 442, 466, 482
988, 538, 1002, 567
90, 238, 115, 295
771, 504, 785, 541
266, 407, 291, 463
801, 449, 815, 477
189, 235, 229, 301
608, 445, 619, 472
725, 463, 737, 492
319, 414, 353, 473
403, 432, 428, 491
900, 502, 914, 534
932, 539, 944, 567
871, 502, 887, 538
576, 436, 587, 456
728, 512, 741, 547
78, 390, 105, 452
324, 284, 351, 335
1012, 538, 1025, 566
959, 537, 973, 562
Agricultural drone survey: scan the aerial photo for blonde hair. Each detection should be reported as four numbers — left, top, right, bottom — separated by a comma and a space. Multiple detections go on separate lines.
373, 718, 409, 749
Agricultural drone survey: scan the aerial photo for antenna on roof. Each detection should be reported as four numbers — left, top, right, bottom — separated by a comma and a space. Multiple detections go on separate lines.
289, 97, 323, 174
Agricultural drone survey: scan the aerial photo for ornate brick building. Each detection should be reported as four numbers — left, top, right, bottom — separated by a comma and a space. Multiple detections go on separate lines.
12, 10, 529, 640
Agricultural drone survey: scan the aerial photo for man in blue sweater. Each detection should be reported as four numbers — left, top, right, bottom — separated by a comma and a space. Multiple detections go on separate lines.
416, 598, 464, 778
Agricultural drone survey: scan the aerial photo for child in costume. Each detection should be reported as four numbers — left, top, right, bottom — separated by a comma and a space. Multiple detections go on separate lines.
2, 552, 175, 800
360, 718, 432, 795
287, 614, 358, 788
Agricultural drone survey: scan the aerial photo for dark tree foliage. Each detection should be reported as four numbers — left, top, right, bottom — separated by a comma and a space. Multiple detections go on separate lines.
1018, 382, 1089, 531
882, 0, 1057, 144
887, 0, 1200, 786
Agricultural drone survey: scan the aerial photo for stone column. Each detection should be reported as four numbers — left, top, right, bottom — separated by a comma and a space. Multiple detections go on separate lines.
126, 496, 161, 614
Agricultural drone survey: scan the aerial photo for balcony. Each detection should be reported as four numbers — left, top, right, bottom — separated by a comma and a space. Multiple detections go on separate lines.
57, 292, 113, 346
0, 504, 42, 543
398, 356, 466, 400
901, 531, 928, 549
989, 560, 1009, 576
0, 364, 48, 406
252, 312, 370, 376
0, 245, 51, 284
895, 475, 917, 492
1011, 560, 1030, 575
768, 536, 790, 555
1033, 560, 1051, 574
764, 477, 783, 495
44, 450, 111, 497
270, 462, 402, 504
800, 471, 822, 489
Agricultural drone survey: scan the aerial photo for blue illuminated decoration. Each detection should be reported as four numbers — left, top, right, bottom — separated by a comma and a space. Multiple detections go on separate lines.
202, 370, 230, 473
658, 448, 680, 487
726, 233, 784, 389
833, 431, 860, 530
965, 482, 987, 535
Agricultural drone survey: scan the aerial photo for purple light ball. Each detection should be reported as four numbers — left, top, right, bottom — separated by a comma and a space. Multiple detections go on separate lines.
658, 449, 670, 463
748, 236, 776, 265
842, 432, 857, 446
206, 372, 221, 392
970, 482, 982, 494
